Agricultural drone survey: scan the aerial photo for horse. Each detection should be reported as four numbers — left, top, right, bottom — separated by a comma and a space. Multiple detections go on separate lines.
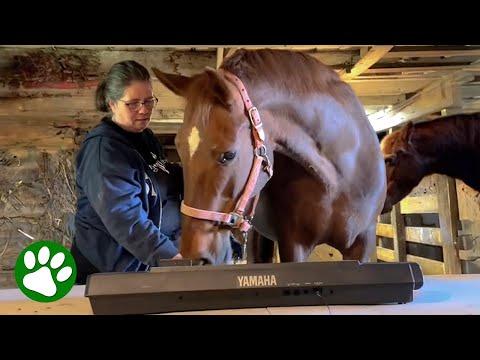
380, 112, 480, 214
152, 49, 386, 265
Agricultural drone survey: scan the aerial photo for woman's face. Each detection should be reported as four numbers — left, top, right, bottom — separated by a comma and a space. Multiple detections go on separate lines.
109, 80, 157, 133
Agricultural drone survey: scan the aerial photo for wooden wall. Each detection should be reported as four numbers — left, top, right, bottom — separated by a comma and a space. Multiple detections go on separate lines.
0, 47, 216, 288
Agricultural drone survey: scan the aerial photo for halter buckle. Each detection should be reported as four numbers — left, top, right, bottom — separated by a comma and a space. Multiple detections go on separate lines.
228, 212, 243, 227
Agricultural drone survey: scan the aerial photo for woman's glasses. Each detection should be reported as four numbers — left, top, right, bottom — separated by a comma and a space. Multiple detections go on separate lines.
118, 96, 158, 112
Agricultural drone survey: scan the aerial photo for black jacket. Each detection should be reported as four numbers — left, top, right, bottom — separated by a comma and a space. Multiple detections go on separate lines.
73, 117, 182, 277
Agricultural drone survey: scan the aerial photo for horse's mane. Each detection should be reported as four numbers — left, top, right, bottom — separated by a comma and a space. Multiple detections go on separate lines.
220, 49, 343, 95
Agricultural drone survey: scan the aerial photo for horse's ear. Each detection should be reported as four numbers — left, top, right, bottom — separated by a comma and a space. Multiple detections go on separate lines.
401, 121, 415, 144
204, 67, 233, 110
151, 67, 191, 97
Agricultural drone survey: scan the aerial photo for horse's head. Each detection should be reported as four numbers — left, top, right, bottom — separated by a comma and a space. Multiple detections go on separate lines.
380, 121, 425, 213
152, 67, 274, 264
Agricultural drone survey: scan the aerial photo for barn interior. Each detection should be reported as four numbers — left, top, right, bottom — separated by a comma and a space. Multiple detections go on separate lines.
0, 45, 479, 314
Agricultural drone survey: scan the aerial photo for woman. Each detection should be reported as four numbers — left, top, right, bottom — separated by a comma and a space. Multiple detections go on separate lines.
72, 60, 183, 284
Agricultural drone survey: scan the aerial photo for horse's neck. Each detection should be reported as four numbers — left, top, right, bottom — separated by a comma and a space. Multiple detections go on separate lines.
252, 84, 377, 194
415, 123, 479, 181
257, 93, 341, 191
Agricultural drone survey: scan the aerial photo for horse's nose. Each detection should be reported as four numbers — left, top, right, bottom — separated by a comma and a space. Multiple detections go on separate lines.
199, 256, 213, 265
189, 247, 228, 266
180, 240, 215, 264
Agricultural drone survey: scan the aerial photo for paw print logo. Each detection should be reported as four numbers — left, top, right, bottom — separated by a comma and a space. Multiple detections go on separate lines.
15, 241, 77, 302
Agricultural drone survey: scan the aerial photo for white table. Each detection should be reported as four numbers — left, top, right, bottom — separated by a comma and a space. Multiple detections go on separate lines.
1, 275, 479, 315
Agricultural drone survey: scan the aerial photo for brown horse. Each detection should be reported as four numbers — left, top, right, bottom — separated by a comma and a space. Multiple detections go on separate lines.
381, 112, 480, 214
152, 49, 386, 265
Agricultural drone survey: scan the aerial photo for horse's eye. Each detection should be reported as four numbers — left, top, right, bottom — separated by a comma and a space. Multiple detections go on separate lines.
384, 155, 397, 166
218, 151, 237, 164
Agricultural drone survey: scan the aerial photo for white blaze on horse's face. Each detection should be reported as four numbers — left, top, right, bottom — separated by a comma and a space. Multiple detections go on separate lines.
187, 126, 201, 159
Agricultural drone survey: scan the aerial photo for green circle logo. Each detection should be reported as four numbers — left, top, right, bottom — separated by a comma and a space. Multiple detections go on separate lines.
15, 241, 77, 302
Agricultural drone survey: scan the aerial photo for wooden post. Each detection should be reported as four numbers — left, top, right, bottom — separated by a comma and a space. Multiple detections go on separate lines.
437, 175, 462, 274
391, 203, 407, 262
216, 48, 224, 69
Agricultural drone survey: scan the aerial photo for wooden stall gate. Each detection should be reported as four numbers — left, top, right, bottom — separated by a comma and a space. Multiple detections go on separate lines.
376, 174, 480, 274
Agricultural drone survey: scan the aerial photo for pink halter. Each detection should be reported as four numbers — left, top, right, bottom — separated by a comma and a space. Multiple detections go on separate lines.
180, 70, 273, 234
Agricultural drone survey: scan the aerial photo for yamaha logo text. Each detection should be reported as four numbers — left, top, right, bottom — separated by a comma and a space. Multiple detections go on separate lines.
237, 274, 277, 287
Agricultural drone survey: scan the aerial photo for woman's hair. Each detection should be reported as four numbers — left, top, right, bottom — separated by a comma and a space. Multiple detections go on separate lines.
95, 60, 151, 112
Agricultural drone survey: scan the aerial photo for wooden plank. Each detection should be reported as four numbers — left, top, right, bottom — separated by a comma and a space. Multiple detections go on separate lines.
462, 99, 480, 111
347, 78, 434, 96
392, 203, 407, 262
408, 175, 438, 197
376, 246, 395, 262
359, 95, 406, 106
383, 50, 480, 59
405, 226, 442, 246
341, 46, 393, 80
369, 77, 465, 132
376, 223, 393, 238
216, 47, 224, 69
356, 74, 445, 80
0, 271, 15, 289
400, 195, 439, 214
223, 47, 239, 60
0, 117, 80, 150
406, 254, 445, 275
437, 175, 462, 274
0, 82, 185, 114
456, 179, 480, 223
0, 47, 216, 80
461, 85, 480, 98
365, 65, 466, 74
306, 51, 361, 67
0, 116, 182, 150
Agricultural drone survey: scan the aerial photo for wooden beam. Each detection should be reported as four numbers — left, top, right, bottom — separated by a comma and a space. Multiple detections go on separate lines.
365, 65, 467, 74
341, 46, 393, 80
463, 99, 480, 111
368, 73, 469, 131
347, 78, 433, 96
0, 47, 216, 78
0, 85, 185, 117
461, 85, 480, 98
0, 114, 183, 151
220, 45, 361, 52
359, 95, 406, 106
400, 195, 439, 214
437, 175, 462, 274
356, 74, 445, 80
216, 47, 224, 69
376, 223, 393, 238
383, 50, 480, 59
405, 227, 442, 246
376, 246, 395, 262
406, 254, 445, 275
224, 47, 239, 59
308, 51, 360, 67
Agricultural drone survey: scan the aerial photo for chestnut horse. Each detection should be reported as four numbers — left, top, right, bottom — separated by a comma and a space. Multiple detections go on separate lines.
152, 49, 386, 265
381, 112, 480, 214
